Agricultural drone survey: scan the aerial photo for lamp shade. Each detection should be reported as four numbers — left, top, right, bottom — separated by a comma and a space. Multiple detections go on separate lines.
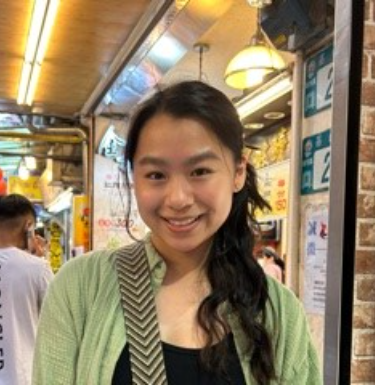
224, 39, 285, 90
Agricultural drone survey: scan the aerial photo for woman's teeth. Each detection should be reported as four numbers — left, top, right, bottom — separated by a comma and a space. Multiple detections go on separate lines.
167, 217, 197, 226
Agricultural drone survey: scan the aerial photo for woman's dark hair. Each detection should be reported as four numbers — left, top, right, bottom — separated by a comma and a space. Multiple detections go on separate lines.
124, 80, 276, 384
0, 193, 36, 222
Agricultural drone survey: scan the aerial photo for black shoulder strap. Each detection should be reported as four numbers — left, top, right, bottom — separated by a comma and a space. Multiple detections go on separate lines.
115, 242, 167, 385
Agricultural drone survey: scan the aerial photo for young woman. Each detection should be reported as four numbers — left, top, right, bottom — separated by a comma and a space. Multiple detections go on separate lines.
33, 81, 322, 384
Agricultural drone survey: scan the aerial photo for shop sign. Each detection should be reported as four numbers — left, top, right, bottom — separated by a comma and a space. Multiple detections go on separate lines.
303, 207, 328, 315
7, 175, 43, 201
256, 161, 290, 219
304, 44, 333, 118
301, 129, 331, 195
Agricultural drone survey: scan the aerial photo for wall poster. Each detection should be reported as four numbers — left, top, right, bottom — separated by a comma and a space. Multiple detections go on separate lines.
303, 206, 329, 315
92, 154, 147, 250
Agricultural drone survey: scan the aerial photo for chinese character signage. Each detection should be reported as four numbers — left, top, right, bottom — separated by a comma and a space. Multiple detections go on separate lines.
304, 44, 333, 118
303, 207, 328, 314
301, 129, 331, 195
7, 175, 43, 201
257, 161, 290, 219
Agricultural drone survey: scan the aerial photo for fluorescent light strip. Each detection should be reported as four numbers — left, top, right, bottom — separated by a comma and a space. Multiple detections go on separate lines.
17, 62, 32, 104
25, 0, 47, 62
26, 64, 42, 106
17, 0, 60, 106
235, 75, 292, 120
36, 0, 60, 63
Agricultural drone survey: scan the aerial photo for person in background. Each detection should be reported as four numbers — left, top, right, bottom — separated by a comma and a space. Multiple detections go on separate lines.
33, 81, 321, 384
261, 246, 285, 283
0, 194, 54, 385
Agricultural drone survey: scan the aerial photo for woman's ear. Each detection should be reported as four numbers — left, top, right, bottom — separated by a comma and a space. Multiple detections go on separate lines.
233, 155, 247, 192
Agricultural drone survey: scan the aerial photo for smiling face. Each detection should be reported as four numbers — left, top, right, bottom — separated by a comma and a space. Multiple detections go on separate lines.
132, 113, 246, 261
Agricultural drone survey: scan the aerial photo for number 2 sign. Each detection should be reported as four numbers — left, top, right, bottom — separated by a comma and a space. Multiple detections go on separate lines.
301, 129, 331, 195
304, 44, 333, 118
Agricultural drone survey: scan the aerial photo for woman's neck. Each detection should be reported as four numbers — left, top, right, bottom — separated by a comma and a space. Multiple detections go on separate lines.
150, 234, 211, 281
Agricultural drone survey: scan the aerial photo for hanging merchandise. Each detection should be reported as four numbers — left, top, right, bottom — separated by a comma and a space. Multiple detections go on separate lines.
48, 221, 64, 273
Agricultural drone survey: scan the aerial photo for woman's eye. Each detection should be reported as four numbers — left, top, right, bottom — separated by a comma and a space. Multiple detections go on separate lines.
191, 168, 212, 177
145, 171, 165, 180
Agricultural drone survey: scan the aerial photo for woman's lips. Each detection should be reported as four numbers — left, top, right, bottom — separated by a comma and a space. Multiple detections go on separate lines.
163, 215, 201, 232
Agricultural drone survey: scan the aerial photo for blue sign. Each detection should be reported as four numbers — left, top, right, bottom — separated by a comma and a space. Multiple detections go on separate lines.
301, 129, 331, 195
304, 44, 333, 118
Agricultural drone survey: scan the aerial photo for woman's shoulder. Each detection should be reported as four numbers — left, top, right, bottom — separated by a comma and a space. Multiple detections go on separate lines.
266, 279, 322, 383
52, 241, 145, 288
61, 241, 144, 269
266, 277, 304, 320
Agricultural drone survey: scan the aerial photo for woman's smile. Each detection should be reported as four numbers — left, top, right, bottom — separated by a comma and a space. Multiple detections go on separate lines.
162, 215, 202, 233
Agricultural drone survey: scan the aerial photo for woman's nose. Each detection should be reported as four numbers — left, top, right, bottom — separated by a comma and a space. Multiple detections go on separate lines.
165, 177, 193, 210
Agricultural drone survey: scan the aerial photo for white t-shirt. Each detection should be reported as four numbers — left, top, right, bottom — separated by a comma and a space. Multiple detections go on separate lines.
0, 247, 54, 385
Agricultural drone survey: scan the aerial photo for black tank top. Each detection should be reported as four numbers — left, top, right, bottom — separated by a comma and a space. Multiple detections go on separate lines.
112, 333, 246, 385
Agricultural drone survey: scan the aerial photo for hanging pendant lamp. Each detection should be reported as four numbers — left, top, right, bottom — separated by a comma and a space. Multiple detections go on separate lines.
224, 7, 285, 90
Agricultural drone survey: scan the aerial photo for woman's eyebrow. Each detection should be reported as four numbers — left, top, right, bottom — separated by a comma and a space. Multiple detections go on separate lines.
136, 150, 221, 167
137, 156, 167, 167
184, 150, 221, 166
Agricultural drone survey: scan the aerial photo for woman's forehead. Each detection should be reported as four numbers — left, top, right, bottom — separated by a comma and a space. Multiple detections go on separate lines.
137, 114, 221, 148
133, 114, 235, 167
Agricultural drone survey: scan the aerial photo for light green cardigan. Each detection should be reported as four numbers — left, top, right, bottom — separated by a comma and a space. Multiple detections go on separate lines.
32, 238, 322, 384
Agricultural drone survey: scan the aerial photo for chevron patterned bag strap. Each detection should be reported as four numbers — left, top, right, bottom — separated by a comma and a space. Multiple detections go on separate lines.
115, 242, 167, 385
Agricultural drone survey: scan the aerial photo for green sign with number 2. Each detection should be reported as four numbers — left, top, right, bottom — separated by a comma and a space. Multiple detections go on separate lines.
301, 129, 331, 195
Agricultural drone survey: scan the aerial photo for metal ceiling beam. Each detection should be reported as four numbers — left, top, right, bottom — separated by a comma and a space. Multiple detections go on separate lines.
0, 151, 81, 162
80, 0, 174, 116
0, 132, 83, 144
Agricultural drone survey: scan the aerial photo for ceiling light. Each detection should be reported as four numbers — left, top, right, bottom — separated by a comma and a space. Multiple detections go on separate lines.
224, 7, 285, 89
264, 111, 286, 120
235, 71, 292, 120
17, 0, 60, 105
245, 122, 265, 130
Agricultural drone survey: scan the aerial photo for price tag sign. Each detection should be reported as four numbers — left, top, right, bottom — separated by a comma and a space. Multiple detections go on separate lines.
301, 129, 331, 195
304, 44, 333, 118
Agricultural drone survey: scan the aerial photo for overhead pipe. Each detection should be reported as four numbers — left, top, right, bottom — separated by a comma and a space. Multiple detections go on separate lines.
0, 131, 83, 144
27, 127, 89, 195
0, 151, 81, 162
0, 126, 89, 194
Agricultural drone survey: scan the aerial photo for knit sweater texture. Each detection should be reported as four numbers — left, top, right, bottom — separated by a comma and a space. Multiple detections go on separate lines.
32, 238, 322, 384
